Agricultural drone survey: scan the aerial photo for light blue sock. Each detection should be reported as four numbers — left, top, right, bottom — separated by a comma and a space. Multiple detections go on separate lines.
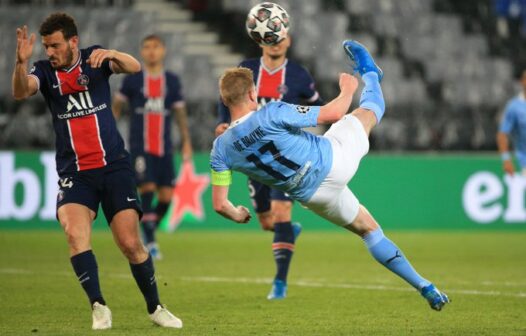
359, 72, 385, 123
363, 228, 431, 290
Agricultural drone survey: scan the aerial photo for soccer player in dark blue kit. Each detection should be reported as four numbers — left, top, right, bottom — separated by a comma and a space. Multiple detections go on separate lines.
113, 34, 193, 260
12, 13, 182, 329
215, 34, 323, 299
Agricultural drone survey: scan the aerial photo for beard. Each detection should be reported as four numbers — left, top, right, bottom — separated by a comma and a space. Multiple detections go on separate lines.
50, 45, 74, 69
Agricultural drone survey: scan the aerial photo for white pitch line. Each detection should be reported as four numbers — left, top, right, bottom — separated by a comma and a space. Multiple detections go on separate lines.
180, 276, 526, 298
2, 268, 525, 299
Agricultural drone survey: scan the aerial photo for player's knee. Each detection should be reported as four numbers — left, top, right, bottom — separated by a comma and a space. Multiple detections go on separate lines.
347, 205, 379, 236
257, 212, 274, 231
271, 201, 293, 222
118, 237, 146, 261
157, 187, 173, 203
139, 182, 157, 194
61, 222, 89, 251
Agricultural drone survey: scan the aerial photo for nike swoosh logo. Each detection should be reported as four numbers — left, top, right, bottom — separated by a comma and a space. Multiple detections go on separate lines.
127, 197, 136, 202
53, 83, 61, 88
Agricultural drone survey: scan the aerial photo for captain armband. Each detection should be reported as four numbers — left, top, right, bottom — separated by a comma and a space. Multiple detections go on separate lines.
211, 169, 232, 186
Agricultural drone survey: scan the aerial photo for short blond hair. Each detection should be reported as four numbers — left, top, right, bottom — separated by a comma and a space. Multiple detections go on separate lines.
219, 67, 254, 107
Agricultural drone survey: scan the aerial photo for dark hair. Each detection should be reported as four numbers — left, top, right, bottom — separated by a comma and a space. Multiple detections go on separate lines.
39, 13, 78, 39
141, 34, 165, 46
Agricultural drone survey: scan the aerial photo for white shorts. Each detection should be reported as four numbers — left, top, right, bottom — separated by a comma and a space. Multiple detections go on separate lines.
302, 115, 370, 226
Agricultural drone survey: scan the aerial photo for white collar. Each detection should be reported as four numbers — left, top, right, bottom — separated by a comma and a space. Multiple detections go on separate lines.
259, 57, 288, 75
228, 111, 255, 129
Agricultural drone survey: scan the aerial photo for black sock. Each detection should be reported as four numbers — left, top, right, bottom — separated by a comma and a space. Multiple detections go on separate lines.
70, 250, 106, 306
272, 222, 295, 282
155, 201, 170, 228
140, 191, 156, 244
130, 254, 161, 314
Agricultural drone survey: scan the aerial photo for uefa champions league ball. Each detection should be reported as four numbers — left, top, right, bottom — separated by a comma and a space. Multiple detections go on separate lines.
246, 2, 290, 46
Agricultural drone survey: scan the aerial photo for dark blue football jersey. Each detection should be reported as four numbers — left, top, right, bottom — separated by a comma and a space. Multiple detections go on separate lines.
29, 45, 127, 174
117, 70, 184, 156
217, 58, 322, 124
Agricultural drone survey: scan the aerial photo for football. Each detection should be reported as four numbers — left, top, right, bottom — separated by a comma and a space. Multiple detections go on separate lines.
245, 2, 290, 46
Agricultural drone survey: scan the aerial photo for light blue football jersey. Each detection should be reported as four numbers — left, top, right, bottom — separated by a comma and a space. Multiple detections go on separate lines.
210, 102, 333, 202
500, 94, 526, 167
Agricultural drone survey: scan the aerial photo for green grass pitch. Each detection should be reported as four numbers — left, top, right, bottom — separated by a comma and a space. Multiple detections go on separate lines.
1, 229, 525, 335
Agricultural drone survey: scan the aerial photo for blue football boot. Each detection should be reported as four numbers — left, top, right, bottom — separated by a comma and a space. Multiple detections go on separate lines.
267, 279, 287, 300
292, 222, 302, 242
421, 284, 450, 311
342, 40, 383, 81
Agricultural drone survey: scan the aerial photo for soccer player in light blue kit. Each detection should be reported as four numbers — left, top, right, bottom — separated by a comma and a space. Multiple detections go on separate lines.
497, 69, 526, 175
210, 40, 449, 311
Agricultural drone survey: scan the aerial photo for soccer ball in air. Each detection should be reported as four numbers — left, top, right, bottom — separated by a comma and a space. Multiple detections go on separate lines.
246, 2, 290, 46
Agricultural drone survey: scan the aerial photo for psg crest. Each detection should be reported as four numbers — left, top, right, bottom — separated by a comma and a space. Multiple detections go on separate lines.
77, 74, 90, 86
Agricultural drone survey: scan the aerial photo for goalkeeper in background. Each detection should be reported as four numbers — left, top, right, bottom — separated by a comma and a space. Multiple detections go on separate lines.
497, 69, 526, 175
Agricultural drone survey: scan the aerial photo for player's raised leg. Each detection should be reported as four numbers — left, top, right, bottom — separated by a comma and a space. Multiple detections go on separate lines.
348, 206, 449, 311
58, 203, 111, 330
110, 209, 182, 328
342, 40, 448, 310
343, 40, 385, 135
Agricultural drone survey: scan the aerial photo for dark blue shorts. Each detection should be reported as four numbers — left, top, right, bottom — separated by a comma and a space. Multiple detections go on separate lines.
131, 152, 176, 187
56, 158, 142, 223
247, 178, 293, 213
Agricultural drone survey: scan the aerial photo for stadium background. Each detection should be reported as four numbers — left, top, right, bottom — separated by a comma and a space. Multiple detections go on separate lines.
1, 0, 525, 230
1, 0, 526, 335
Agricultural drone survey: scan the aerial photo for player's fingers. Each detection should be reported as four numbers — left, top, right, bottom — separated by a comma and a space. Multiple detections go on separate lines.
88, 51, 99, 67
90, 53, 99, 68
22, 25, 28, 40
29, 33, 36, 45
16, 27, 22, 39
95, 51, 107, 67
88, 50, 101, 66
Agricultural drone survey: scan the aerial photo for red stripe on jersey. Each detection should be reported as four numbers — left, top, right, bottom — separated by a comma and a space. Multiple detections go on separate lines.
144, 74, 165, 156
146, 76, 163, 98
144, 113, 164, 156
258, 68, 284, 99
67, 114, 106, 170
56, 64, 87, 95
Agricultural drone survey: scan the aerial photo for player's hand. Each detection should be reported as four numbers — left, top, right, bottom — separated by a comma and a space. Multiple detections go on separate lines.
235, 206, 251, 224
16, 25, 35, 64
215, 123, 229, 137
503, 159, 515, 175
87, 48, 116, 68
182, 141, 193, 161
339, 73, 359, 95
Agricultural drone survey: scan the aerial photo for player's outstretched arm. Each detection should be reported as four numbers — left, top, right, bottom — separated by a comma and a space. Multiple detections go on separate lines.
496, 131, 515, 175
212, 185, 251, 223
87, 48, 141, 74
317, 73, 358, 124
12, 25, 38, 100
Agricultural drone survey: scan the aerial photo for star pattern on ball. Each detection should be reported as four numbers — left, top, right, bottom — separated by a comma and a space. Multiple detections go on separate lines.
252, 17, 270, 39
